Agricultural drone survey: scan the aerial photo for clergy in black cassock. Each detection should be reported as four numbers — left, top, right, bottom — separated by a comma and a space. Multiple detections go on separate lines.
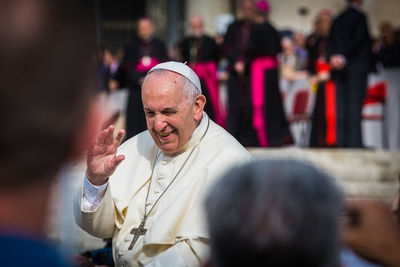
178, 15, 224, 126
247, 0, 292, 147
223, 0, 256, 145
327, 0, 372, 148
116, 17, 168, 140
307, 10, 338, 148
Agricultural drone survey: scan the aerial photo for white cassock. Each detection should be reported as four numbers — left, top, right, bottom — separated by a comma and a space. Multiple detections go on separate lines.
74, 113, 253, 267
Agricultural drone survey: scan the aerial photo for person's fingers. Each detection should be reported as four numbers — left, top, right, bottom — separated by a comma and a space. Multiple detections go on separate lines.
108, 155, 125, 172
96, 127, 109, 146
88, 140, 106, 157
104, 125, 115, 146
341, 199, 364, 243
114, 129, 125, 147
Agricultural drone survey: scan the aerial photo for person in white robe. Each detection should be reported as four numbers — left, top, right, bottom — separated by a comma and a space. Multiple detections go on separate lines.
74, 61, 253, 267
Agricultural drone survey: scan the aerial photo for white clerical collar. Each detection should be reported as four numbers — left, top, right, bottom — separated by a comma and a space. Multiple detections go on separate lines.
191, 112, 205, 137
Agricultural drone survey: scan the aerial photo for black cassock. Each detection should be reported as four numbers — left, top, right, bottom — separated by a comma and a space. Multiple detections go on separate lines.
178, 35, 218, 64
178, 35, 223, 125
307, 33, 338, 148
223, 19, 256, 145
327, 6, 372, 148
247, 21, 293, 147
116, 37, 168, 140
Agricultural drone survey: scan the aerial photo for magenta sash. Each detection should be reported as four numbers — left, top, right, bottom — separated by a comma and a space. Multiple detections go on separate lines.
192, 61, 225, 127
135, 57, 159, 72
250, 56, 278, 147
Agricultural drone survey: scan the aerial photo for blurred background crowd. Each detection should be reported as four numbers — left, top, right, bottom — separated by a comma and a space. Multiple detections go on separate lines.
93, 0, 400, 150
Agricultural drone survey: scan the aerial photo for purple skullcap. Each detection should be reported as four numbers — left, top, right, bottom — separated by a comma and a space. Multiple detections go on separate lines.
256, 0, 270, 13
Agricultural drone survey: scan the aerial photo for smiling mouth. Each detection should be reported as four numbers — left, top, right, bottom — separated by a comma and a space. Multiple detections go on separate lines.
159, 130, 174, 138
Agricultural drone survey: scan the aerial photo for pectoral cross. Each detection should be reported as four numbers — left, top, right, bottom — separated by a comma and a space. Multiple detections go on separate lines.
128, 221, 147, 250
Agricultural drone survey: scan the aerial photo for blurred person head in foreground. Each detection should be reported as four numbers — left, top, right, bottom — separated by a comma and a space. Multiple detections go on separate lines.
0, 0, 97, 265
205, 159, 343, 267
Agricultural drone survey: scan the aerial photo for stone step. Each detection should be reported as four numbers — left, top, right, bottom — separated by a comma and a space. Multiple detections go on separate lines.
248, 148, 400, 202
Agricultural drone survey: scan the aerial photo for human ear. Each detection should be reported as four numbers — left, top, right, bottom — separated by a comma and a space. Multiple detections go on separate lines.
193, 94, 206, 120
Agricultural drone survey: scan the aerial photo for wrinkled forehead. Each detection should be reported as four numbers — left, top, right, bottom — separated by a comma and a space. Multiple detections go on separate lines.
142, 70, 190, 103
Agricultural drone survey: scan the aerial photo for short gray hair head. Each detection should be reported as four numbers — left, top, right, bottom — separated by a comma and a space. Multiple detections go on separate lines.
205, 159, 343, 267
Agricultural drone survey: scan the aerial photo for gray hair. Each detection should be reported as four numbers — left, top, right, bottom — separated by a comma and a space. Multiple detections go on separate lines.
205, 159, 343, 267
145, 69, 201, 102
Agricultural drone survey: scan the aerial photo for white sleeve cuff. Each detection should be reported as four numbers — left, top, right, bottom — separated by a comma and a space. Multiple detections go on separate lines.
82, 175, 109, 212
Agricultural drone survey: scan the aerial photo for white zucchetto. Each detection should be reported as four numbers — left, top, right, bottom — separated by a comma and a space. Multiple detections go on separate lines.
148, 61, 202, 93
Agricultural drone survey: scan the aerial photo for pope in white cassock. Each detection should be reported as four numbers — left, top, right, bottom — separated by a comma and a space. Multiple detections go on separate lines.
74, 61, 253, 266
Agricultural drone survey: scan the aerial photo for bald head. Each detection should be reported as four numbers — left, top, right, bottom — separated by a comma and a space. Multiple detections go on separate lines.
190, 14, 205, 37
138, 17, 154, 41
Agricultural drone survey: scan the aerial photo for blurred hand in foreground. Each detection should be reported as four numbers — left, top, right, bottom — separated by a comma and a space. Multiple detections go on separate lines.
342, 199, 400, 267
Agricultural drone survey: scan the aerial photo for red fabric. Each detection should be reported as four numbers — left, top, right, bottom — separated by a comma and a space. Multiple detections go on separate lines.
325, 80, 337, 146
316, 60, 330, 73
292, 90, 309, 114
192, 62, 225, 127
250, 56, 278, 147
363, 82, 387, 105
362, 82, 387, 121
315, 59, 337, 146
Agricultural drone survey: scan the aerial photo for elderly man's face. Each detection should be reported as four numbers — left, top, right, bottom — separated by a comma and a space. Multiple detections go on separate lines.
190, 15, 204, 37
142, 71, 204, 155
138, 18, 154, 41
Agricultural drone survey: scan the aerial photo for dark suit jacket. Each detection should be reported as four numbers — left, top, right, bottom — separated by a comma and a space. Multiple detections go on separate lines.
223, 20, 253, 66
116, 37, 168, 89
327, 6, 372, 73
247, 21, 281, 59
377, 40, 400, 68
178, 35, 219, 63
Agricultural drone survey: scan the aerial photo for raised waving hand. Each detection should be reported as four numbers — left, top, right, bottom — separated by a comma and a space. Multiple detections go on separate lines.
86, 125, 125, 185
